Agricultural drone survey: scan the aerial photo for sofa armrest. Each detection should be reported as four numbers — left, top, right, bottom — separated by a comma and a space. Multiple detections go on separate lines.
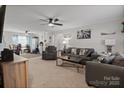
85, 61, 124, 87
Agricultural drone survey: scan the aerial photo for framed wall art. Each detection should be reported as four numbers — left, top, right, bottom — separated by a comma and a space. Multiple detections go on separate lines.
77, 29, 91, 39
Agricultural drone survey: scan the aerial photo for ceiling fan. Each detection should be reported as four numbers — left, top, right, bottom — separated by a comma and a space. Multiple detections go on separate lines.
40, 17, 63, 27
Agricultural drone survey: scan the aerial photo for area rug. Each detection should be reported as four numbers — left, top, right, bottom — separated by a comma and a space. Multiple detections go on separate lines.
21, 53, 41, 59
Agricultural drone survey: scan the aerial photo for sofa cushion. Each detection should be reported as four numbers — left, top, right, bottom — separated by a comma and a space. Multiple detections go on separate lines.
111, 55, 124, 67
71, 49, 76, 55
76, 48, 80, 55
45, 46, 56, 52
84, 49, 94, 57
102, 55, 115, 64
97, 54, 115, 64
66, 48, 72, 54
112, 60, 124, 67
114, 55, 124, 61
79, 49, 86, 55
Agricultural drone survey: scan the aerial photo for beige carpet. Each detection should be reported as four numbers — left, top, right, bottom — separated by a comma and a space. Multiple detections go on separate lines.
21, 53, 41, 58
28, 57, 89, 88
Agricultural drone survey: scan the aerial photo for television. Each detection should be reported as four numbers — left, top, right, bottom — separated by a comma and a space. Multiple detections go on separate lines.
0, 5, 6, 43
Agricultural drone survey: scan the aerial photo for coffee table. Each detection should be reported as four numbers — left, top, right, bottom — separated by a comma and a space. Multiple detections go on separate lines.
56, 56, 84, 72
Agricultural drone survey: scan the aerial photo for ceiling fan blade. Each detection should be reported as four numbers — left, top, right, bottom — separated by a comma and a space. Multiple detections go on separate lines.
40, 19, 48, 22
54, 18, 59, 22
40, 23, 48, 25
53, 23, 63, 26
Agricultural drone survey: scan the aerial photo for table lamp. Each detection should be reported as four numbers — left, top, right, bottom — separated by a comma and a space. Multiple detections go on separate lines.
105, 39, 115, 53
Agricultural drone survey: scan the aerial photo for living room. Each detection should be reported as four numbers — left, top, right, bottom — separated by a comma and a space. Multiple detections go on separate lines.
0, 5, 124, 88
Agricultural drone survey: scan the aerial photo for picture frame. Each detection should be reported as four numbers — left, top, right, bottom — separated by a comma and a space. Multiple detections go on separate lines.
77, 29, 91, 39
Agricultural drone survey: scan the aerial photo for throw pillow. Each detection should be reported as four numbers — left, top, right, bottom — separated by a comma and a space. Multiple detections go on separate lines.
102, 55, 115, 64
76, 48, 80, 55
71, 49, 76, 55
79, 49, 85, 55
97, 56, 104, 63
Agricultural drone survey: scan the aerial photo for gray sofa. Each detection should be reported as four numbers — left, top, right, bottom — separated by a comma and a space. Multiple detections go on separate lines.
68, 48, 97, 65
85, 56, 124, 88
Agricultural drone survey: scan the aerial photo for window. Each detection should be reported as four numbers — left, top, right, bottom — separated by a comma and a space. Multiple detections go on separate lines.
12, 35, 28, 47
18, 36, 28, 47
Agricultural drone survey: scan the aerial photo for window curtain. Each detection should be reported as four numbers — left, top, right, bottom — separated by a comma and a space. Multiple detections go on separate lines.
12, 35, 32, 47
27, 35, 32, 51
12, 35, 18, 45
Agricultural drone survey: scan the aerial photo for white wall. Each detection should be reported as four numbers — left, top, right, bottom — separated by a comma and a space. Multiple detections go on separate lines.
1, 17, 124, 54
55, 19, 124, 53
0, 31, 17, 51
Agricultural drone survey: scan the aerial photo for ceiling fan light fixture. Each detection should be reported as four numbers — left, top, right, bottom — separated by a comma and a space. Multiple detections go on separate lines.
48, 23, 54, 27
40, 17, 63, 27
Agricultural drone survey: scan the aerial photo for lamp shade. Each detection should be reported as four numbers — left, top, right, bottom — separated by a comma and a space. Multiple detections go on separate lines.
62, 41, 67, 44
105, 39, 116, 46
